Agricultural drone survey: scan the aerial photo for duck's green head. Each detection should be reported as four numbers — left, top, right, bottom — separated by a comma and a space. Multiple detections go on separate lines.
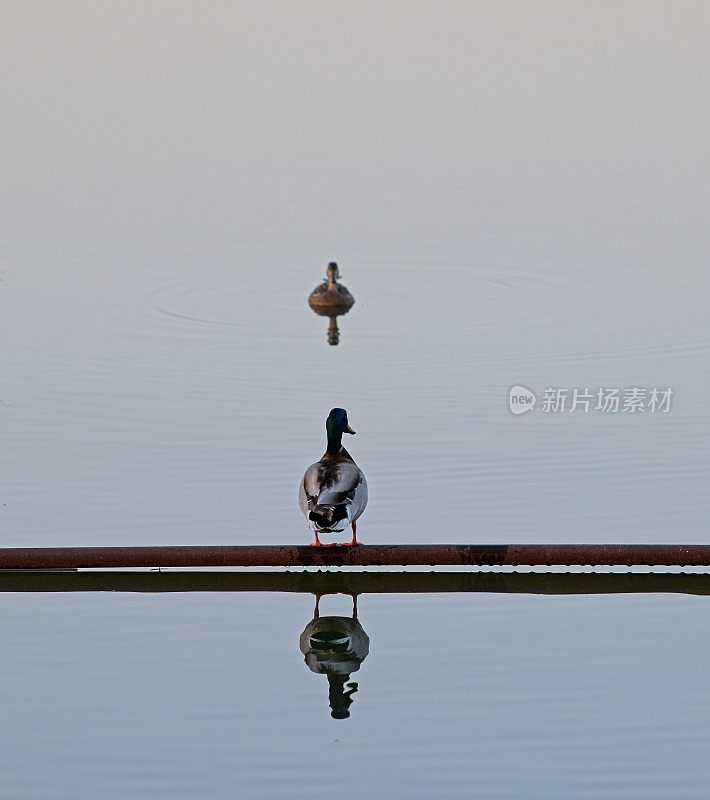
326, 408, 356, 453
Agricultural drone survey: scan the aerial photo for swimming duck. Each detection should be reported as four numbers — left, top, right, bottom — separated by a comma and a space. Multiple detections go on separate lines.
308, 262, 355, 310
298, 408, 368, 547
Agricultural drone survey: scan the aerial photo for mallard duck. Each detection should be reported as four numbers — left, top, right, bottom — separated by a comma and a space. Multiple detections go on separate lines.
308, 262, 355, 310
298, 408, 368, 546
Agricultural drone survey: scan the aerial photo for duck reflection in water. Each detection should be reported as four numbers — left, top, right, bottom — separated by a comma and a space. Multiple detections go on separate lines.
309, 308, 350, 346
308, 262, 355, 346
299, 593, 369, 719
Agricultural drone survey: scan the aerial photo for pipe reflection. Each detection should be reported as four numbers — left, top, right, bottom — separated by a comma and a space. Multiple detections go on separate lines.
2, 570, 710, 594
299, 593, 369, 719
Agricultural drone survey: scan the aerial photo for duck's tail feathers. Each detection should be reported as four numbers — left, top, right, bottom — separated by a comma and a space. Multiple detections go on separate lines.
308, 504, 349, 531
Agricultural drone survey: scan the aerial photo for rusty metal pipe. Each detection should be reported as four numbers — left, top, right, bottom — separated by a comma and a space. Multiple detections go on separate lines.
0, 544, 709, 569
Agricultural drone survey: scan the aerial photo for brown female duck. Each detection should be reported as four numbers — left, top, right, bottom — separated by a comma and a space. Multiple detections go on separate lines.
308, 262, 355, 311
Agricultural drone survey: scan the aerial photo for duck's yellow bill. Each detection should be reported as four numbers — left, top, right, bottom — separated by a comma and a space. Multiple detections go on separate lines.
345, 424, 356, 434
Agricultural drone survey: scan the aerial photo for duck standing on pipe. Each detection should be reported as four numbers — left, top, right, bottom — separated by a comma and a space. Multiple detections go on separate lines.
298, 409, 368, 547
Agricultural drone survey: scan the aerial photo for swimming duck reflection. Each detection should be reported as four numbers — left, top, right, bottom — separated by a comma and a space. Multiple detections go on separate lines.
308, 262, 355, 346
299, 593, 369, 719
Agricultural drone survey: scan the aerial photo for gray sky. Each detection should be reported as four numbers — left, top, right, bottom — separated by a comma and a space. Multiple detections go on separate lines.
3, 1, 709, 198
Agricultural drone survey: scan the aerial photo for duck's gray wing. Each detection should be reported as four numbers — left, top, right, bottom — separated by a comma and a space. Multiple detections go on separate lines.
315, 463, 367, 524
346, 469, 368, 522
298, 462, 320, 516
299, 460, 367, 514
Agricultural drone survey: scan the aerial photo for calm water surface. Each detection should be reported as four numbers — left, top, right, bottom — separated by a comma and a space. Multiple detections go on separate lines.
2, 181, 708, 798
3, 3, 710, 797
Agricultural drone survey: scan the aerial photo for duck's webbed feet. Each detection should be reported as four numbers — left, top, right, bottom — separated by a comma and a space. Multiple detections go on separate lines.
309, 530, 337, 547
308, 524, 359, 547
